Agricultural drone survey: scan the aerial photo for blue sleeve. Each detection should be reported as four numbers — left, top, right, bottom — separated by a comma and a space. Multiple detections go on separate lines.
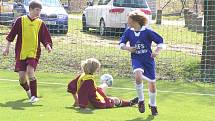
148, 29, 163, 44
119, 28, 130, 45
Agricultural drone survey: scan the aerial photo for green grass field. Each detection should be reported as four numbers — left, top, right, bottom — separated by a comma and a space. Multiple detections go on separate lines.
0, 70, 215, 121
0, 14, 213, 121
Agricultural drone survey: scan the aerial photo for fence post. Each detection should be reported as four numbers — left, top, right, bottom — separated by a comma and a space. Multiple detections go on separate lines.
184, 8, 189, 27
187, 11, 193, 30
201, 0, 215, 81
191, 13, 198, 32
196, 16, 203, 33
156, 9, 162, 24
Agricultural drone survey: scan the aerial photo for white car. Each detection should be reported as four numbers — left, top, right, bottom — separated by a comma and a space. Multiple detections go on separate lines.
82, 0, 152, 36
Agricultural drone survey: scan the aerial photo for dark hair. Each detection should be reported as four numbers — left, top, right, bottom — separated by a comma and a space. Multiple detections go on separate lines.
128, 10, 148, 26
29, 0, 42, 9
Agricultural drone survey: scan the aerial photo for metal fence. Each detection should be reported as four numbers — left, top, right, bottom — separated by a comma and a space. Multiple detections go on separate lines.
0, 0, 215, 83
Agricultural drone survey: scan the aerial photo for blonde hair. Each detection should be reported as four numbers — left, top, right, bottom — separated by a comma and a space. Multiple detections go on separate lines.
81, 58, 101, 74
128, 10, 148, 26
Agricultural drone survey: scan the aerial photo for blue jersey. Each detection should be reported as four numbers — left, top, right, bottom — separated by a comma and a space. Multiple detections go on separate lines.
120, 26, 163, 62
119, 26, 164, 80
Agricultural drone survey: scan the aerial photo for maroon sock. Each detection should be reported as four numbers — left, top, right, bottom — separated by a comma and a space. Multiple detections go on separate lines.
120, 100, 131, 107
30, 79, 37, 97
20, 82, 29, 91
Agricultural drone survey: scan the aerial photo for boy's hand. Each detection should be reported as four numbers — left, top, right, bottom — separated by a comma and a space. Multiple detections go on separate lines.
152, 47, 162, 58
3, 48, 9, 56
151, 52, 159, 58
127, 47, 136, 53
46, 44, 52, 53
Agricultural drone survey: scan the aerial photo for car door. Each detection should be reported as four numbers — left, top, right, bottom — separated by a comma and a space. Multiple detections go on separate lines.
95, 0, 110, 27
0, 0, 14, 24
85, 0, 99, 27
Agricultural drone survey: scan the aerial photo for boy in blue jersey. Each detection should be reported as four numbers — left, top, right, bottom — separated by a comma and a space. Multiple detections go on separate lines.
119, 10, 165, 116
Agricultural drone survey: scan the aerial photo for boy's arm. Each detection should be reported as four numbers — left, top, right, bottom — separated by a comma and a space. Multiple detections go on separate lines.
120, 46, 136, 53
119, 29, 129, 49
149, 30, 166, 58
3, 41, 11, 56
3, 18, 21, 56
6, 18, 20, 42
119, 29, 136, 53
67, 75, 81, 106
39, 22, 53, 52
151, 47, 162, 58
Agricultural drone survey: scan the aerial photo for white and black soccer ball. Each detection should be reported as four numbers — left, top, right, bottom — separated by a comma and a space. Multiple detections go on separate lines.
100, 74, 113, 87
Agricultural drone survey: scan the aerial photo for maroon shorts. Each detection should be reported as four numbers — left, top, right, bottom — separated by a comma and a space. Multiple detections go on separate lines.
15, 58, 38, 72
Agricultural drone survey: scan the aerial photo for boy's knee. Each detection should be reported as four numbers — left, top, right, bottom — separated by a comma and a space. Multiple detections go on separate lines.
135, 76, 142, 84
19, 77, 27, 84
19, 75, 27, 84
29, 76, 36, 81
149, 85, 156, 93
149, 89, 156, 93
134, 71, 143, 82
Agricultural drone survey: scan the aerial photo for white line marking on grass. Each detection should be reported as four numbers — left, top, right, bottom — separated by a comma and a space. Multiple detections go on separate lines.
0, 78, 215, 97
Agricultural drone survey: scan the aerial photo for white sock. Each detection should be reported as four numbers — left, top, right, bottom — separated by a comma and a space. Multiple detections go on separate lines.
148, 90, 156, 106
136, 83, 144, 102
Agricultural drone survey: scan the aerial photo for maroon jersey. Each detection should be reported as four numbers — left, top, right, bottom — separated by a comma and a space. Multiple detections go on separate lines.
67, 74, 114, 108
6, 15, 52, 61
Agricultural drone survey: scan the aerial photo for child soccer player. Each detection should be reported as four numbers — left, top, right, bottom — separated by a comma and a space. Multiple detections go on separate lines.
119, 10, 165, 115
67, 58, 138, 110
2, 0, 52, 103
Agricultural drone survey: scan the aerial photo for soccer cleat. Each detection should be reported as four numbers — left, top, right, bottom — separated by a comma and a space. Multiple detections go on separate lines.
29, 96, 39, 103
26, 90, 31, 99
130, 97, 138, 106
138, 101, 145, 113
149, 104, 158, 116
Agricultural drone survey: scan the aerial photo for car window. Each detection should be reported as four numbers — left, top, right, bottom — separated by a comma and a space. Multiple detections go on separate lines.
23, 0, 61, 7
92, 0, 99, 5
98, 0, 111, 5
2, 0, 11, 2
2, 0, 14, 4
113, 0, 147, 8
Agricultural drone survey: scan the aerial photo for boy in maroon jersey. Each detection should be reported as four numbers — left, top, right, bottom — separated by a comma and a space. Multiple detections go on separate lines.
67, 58, 138, 110
2, 0, 52, 103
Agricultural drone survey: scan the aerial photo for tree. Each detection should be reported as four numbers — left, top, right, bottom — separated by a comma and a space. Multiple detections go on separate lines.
180, 0, 187, 14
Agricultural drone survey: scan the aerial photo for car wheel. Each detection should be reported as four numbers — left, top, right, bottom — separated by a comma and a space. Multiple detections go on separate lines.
99, 19, 106, 36
82, 15, 89, 32
60, 29, 68, 34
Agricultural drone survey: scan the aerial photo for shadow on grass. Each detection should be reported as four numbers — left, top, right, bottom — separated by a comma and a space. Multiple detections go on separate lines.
126, 115, 155, 121
65, 106, 94, 114
0, 99, 43, 110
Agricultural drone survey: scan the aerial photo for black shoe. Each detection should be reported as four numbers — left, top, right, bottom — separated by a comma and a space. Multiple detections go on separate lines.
149, 104, 158, 116
138, 101, 145, 113
130, 97, 138, 106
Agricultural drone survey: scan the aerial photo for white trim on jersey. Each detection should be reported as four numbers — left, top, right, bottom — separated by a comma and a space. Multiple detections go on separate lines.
119, 43, 126, 49
130, 26, 147, 37
157, 43, 166, 49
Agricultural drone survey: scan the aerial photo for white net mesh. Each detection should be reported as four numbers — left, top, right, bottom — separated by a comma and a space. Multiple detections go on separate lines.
0, 0, 215, 83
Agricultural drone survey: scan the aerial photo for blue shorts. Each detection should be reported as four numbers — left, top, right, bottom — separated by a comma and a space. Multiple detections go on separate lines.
131, 59, 156, 80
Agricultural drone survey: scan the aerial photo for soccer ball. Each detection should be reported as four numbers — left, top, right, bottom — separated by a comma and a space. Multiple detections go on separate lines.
100, 74, 113, 87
